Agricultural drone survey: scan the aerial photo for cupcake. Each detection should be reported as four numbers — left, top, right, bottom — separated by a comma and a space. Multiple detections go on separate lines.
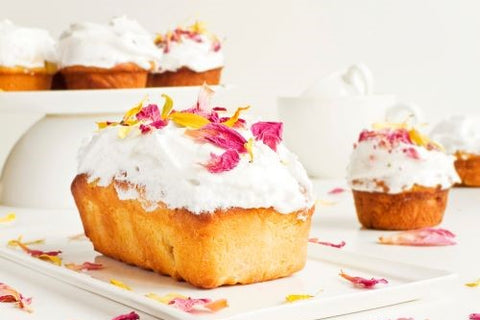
0, 20, 56, 91
57, 16, 162, 89
148, 21, 223, 87
347, 125, 459, 230
431, 115, 480, 186
71, 86, 314, 288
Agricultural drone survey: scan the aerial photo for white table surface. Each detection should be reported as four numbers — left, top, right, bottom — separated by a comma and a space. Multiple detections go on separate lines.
0, 179, 479, 320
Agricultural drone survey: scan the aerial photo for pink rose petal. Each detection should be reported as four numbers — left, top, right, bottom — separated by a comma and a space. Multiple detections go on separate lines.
402, 147, 420, 160
169, 297, 211, 312
358, 128, 412, 145
187, 123, 247, 153
203, 150, 240, 173
251, 121, 283, 151
470, 314, 480, 320
111, 311, 140, 320
378, 228, 456, 246
136, 104, 161, 122
309, 238, 346, 248
327, 187, 346, 195
339, 271, 388, 289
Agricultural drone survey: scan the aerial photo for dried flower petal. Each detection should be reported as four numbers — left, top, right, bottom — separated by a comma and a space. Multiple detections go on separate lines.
203, 150, 240, 173
186, 123, 247, 153
169, 112, 210, 129
466, 279, 480, 287
8, 237, 62, 265
97, 121, 119, 130
402, 147, 420, 160
68, 233, 87, 241
339, 270, 388, 288
222, 106, 250, 127
136, 104, 161, 122
285, 294, 314, 303
161, 94, 174, 119
470, 314, 480, 320
327, 188, 345, 195
110, 279, 132, 291
204, 299, 228, 312
408, 128, 443, 151
378, 228, 456, 246
244, 138, 254, 162
0, 212, 15, 223
309, 238, 346, 248
122, 100, 144, 123
251, 121, 283, 151
111, 311, 140, 320
65, 262, 104, 272
196, 84, 215, 111
0, 283, 32, 312
169, 297, 211, 312
146, 292, 187, 304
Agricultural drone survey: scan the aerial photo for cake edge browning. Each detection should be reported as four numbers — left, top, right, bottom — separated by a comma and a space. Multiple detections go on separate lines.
454, 153, 480, 187
71, 174, 314, 289
147, 67, 222, 87
352, 187, 449, 230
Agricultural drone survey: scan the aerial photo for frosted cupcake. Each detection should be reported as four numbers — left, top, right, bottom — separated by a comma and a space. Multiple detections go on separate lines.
431, 115, 480, 186
57, 16, 162, 89
0, 20, 56, 91
148, 21, 223, 87
347, 126, 459, 230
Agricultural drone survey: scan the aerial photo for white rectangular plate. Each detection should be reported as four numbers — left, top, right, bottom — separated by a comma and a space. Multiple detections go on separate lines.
0, 227, 455, 320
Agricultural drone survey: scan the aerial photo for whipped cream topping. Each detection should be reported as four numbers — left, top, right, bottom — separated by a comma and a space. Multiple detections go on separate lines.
0, 20, 56, 69
155, 23, 224, 73
77, 107, 313, 214
347, 128, 459, 193
302, 64, 373, 98
58, 16, 162, 69
430, 115, 480, 155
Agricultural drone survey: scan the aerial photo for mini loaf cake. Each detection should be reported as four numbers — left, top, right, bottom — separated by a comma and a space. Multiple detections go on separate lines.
57, 16, 162, 89
347, 125, 459, 230
0, 20, 56, 91
148, 21, 223, 87
431, 115, 480, 187
71, 86, 314, 288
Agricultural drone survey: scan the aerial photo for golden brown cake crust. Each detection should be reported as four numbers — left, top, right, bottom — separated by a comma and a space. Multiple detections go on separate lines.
147, 67, 222, 87
352, 187, 448, 230
60, 63, 148, 89
0, 66, 54, 91
454, 152, 480, 187
71, 174, 314, 288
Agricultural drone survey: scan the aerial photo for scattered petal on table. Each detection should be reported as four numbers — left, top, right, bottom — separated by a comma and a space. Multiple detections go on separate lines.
378, 228, 456, 246
8, 237, 62, 265
110, 279, 132, 291
0, 282, 32, 312
204, 299, 229, 312
111, 311, 140, 320
68, 233, 88, 241
65, 262, 104, 272
309, 238, 346, 248
285, 294, 314, 303
0, 212, 16, 223
465, 279, 480, 287
145, 292, 187, 304
327, 187, 346, 195
339, 270, 388, 289
169, 297, 211, 312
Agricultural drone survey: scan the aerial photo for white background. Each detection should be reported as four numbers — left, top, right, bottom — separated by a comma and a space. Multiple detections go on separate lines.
2, 0, 480, 170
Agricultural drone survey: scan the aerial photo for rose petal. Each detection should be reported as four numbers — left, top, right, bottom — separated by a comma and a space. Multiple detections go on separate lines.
378, 228, 456, 246
161, 94, 174, 119
203, 150, 240, 173
327, 188, 345, 195
145, 292, 187, 304
204, 299, 228, 312
285, 294, 314, 303
8, 237, 62, 265
187, 123, 247, 153
111, 311, 140, 320
251, 121, 283, 151
339, 271, 388, 288
196, 84, 215, 111
466, 279, 480, 287
402, 147, 420, 160
136, 104, 161, 123
0, 212, 15, 223
169, 112, 210, 129
65, 262, 104, 272
0, 283, 32, 312
221, 106, 250, 127
470, 314, 480, 320
244, 138, 254, 162
168, 297, 211, 312
309, 238, 346, 248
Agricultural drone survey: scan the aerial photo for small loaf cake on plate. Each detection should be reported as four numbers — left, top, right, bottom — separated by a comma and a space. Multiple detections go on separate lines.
347, 125, 459, 230
71, 85, 314, 288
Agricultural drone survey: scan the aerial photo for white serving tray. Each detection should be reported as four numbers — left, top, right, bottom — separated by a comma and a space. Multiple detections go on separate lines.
0, 85, 225, 115
0, 207, 456, 320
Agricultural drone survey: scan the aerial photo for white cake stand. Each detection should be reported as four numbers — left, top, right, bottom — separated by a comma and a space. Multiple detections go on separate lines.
0, 86, 224, 209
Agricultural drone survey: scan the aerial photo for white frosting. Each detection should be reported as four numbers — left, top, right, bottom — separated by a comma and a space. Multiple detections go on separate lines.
0, 20, 56, 68
77, 123, 313, 214
430, 115, 480, 155
157, 34, 224, 73
58, 16, 162, 69
347, 136, 459, 193
302, 64, 374, 98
